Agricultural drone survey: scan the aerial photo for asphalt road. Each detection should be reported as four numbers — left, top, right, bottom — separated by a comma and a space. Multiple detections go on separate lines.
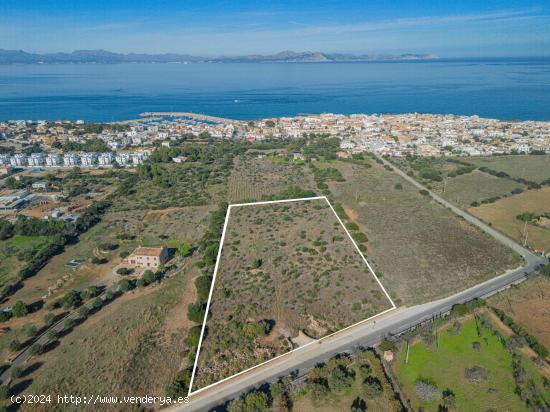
177, 156, 547, 412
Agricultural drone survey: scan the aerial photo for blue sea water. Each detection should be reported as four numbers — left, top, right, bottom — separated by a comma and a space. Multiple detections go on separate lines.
0, 59, 549, 122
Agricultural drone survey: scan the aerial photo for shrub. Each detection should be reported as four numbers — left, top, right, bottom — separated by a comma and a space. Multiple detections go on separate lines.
12, 301, 28, 318
419, 189, 430, 196
29, 343, 44, 356
10, 366, 23, 379
43, 312, 55, 327
415, 379, 440, 401
9, 339, 20, 352
0, 385, 9, 400
362, 376, 383, 398
116, 267, 131, 276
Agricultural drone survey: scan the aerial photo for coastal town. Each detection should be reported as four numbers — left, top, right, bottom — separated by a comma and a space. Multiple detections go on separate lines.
0, 113, 549, 175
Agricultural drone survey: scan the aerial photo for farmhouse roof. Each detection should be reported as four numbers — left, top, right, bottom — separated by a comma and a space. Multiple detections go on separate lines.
133, 246, 166, 257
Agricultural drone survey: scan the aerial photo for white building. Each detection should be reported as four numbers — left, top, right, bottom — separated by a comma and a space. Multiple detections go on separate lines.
80, 153, 97, 167
115, 153, 130, 166
63, 153, 79, 167
10, 154, 28, 167
28, 153, 45, 167
45, 153, 62, 167
98, 153, 113, 166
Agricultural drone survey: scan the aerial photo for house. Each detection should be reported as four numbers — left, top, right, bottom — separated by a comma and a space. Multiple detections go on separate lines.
32, 181, 49, 190
126, 246, 170, 269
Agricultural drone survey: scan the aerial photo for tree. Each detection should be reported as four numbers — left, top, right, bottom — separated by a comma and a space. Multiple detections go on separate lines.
77, 305, 89, 319
362, 376, 383, 398
308, 381, 330, 401
118, 279, 132, 292
328, 366, 354, 392
165, 369, 191, 398
43, 312, 55, 327
12, 301, 28, 318
92, 297, 103, 309
116, 267, 131, 276
351, 397, 367, 412
10, 366, 23, 379
61, 290, 83, 309
24, 324, 38, 338
0, 385, 9, 400
228, 392, 269, 412
47, 330, 59, 341
187, 303, 205, 323
29, 343, 44, 356
141, 270, 156, 285
9, 339, 20, 352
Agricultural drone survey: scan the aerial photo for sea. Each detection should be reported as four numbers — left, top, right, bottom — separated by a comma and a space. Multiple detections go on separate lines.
1, 58, 549, 122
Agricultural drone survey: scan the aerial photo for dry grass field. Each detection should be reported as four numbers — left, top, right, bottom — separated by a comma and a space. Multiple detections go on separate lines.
227, 155, 314, 202
466, 155, 550, 183
490, 275, 550, 351
18, 260, 200, 412
432, 170, 525, 209
326, 160, 520, 305
469, 187, 550, 253
194, 198, 393, 389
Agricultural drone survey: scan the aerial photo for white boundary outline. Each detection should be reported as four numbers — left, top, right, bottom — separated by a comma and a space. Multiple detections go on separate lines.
188, 196, 396, 396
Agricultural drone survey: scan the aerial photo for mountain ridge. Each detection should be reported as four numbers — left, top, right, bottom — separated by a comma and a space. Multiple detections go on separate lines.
0, 49, 438, 64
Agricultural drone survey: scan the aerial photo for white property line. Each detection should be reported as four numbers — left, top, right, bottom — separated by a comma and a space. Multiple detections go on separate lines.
188, 196, 396, 396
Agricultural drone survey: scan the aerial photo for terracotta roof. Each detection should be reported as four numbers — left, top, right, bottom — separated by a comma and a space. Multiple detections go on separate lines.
132, 246, 165, 257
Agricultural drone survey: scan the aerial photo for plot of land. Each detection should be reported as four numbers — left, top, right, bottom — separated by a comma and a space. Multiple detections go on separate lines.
469, 187, 550, 253
490, 275, 550, 350
432, 170, 525, 209
227, 155, 314, 202
0, 235, 50, 289
393, 315, 549, 411
466, 155, 550, 183
325, 161, 521, 305
193, 198, 393, 390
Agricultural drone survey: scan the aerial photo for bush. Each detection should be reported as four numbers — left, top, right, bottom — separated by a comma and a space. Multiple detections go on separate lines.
118, 279, 132, 292
61, 290, 83, 309
415, 379, 440, 401
328, 366, 354, 392
141, 270, 156, 285
119, 251, 130, 259
187, 303, 205, 323
43, 312, 55, 327
394, 183, 403, 190
116, 267, 131, 276
419, 189, 430, 196
9, 339, 20, 352
12, 301, 28, 318
29, 343, 44, 356
10, 366, 23, 379
362, 376, 383, 398
346, 222, 359, 231
24, 324, 37, 338
0, 385, 9, 400
92, 297, 103, 309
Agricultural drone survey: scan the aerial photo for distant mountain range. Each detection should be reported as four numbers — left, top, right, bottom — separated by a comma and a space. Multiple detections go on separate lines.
0, 49, 438, 64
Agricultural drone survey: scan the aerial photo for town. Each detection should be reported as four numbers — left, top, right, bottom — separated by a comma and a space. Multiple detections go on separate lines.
0, 113, 549, 176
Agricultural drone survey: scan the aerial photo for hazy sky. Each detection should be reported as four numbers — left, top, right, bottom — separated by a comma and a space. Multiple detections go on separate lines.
1, 0, 550, 56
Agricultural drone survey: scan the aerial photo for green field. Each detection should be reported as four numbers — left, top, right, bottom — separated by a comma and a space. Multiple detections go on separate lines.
434, 170, 526, 209
393, 316, 548, 411
466, 155, 550, 183
0, 235, 51, 288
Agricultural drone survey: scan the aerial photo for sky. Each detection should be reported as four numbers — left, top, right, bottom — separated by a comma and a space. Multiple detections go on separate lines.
1, 0, 550, 57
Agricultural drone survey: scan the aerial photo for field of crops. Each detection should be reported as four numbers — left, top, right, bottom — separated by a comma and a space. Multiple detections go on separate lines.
466, 155, 550, 183
227, 155, 314, 202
